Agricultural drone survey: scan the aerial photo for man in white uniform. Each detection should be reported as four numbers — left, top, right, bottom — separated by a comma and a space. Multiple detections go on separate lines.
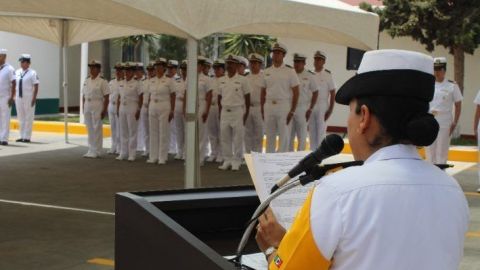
237, 56, 249, 76
262, 43, 300, 153
173, 60, 187, 160
167, 59, 179, 156
107, 62, 124, 154
207, 59, 225, 163
147, 58, 176, 165
473, 90, 480, 192
15, 54, 39, 143
245, 53, 266, 154
218, 55, 251, 171
256, 49, 469, 270
289, 53, 318, 151
81, 60, 110, 158
425, 57, 462, 164
0, 49, 15, 145
309, 50, 336, 150
117, 62, 143, 161
136, 62, 149, 156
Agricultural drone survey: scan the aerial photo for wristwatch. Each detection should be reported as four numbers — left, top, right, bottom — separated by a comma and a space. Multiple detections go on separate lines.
264, 246, 277, 259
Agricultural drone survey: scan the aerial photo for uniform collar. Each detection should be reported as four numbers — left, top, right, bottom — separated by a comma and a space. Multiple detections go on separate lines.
364, 144, 421, 164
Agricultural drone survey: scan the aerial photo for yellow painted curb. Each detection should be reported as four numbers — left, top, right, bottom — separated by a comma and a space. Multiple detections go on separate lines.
10, 119, 111, 137
87, 258, 114, 266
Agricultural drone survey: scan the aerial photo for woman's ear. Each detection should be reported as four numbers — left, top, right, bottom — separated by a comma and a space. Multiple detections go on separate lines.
358, 105, 371, 134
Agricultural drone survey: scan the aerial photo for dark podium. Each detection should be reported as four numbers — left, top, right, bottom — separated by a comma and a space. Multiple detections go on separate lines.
115, 186, 261, 270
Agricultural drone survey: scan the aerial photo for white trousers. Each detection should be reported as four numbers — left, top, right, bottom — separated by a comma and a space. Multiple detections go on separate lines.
15, 95, 35, 140
265, 101, 291, 153
0, 96, 11, 142
119, 103, 139, 159
149, 101, 171, 162
289, 104, 308, 151
84, 100, 103, 155
174, 111, 185, 158
477, 125, 480, 186
207, 105, 221, 158
426, 114, 452, 164
169, 119, 177, 154
108, 102, 120, 153
308, 106, 327, 150
137, 105, 149, 153
245, 105, 264, 153
221, 106, 244, 164
198, 103, 208, 161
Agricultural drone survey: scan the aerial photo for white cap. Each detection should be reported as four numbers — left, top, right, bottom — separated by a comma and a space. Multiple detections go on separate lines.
293, 53, 307, 61
180, 60, 187, 67
167, 60, 179, 67
0, 49, 7, 55
248, 53, 264, 63
136, 62, 144, 68
147, 61, 156, 69
433, 57, 447, 68
204, 58, 213, 66
271, 42, 287, 53
213, 59, 225, 66
19, 54, 31, 61
358, 49, 433, 75
314, 50, 326, 59
155, 58, 167, 65
88, 60, 101, 66
237, 56, 249, 66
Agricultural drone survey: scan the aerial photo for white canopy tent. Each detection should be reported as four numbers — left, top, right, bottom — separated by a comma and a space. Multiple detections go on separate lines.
0, 0, 379, 188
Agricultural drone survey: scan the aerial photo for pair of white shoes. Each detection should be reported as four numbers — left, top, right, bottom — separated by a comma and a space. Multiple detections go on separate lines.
218, 161, 241, 171
116, 156, 135, 162
174, 154, 184, 160
146, 159, 167, 165
477, 187, 480, 193
83, 152, 99, 159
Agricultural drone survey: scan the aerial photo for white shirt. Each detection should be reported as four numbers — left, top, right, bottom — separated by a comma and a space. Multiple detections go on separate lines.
296, 69, 318, 106
147, 75, 175, 103
15, 68, 39, 98
247, 72, 266, 105
109, 79, 124, 105
120, 79, 143, 104
474, 89, 480, 105
198, 73, 213, 105
314, 69, 336, 108
264, 64, 299, 102
82, 76, 110, 100
174, 78, 186, 113
211, 76, 224, 106
310, 144, 469, 270
217, 73, 251, 108
0, 63, 15, 98
430, 79, 463, 113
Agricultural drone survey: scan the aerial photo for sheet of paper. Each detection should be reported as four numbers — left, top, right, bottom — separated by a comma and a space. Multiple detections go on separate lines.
246, 151, 354, 229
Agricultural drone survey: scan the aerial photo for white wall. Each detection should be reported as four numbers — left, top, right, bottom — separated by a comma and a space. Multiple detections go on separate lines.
0, 31, 60, 100
280, 33, 480, 136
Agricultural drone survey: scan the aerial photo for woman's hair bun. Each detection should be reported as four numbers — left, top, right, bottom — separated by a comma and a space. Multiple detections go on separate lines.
405, 112, 439, 146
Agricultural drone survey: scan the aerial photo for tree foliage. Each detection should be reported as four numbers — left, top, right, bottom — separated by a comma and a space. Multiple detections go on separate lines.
222, 34, 277, 57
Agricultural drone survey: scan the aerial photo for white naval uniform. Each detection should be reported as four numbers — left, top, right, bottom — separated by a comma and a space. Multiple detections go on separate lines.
168, 74, 181, 155
218, 74, 251, 167
245, 72, 266, 153
118, 79, 143, 160
207, 77, 222, 161
289, 70, 317, 151
198, 73, 213, 162
82, 76, 110, 156
173, 78, 186, 159
272, 144, 469, 270
263, 64, 300, 153
425, 79, 463, 164
108, 78, 123, 154
475, 91, 480, 188
308, 69, 335, 150
147, 75, 175, 163
15, 68, 39, 140
0, 63, 15, 142
137, 78, 149, 155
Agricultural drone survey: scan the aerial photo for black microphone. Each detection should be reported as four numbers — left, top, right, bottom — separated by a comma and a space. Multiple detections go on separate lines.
270, 134, 344, 193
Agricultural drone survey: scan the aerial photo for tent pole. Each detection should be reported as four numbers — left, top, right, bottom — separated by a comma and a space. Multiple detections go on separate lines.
79, 43, 88, 124
185, 37, 200, 188
62, 19, 69, 143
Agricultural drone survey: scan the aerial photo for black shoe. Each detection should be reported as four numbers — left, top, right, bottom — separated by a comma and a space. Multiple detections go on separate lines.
16, 138, 24, 142
1, 141, 8, 146
23, 139, 31, 143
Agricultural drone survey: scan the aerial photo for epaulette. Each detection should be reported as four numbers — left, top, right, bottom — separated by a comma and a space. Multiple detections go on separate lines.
285, 64, 293, 68
308, 70, 315, 75
448, 79, 457, 84
325, 69, 331, 74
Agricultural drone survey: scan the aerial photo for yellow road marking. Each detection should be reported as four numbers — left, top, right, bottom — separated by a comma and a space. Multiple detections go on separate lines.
465, 192, 480, 197
466, 231, 480, 238
87, 258, 114, 266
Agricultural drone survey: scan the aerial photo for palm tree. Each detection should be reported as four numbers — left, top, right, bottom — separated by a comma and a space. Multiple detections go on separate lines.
222, 34, 277, 57
114, 34, 160, 62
